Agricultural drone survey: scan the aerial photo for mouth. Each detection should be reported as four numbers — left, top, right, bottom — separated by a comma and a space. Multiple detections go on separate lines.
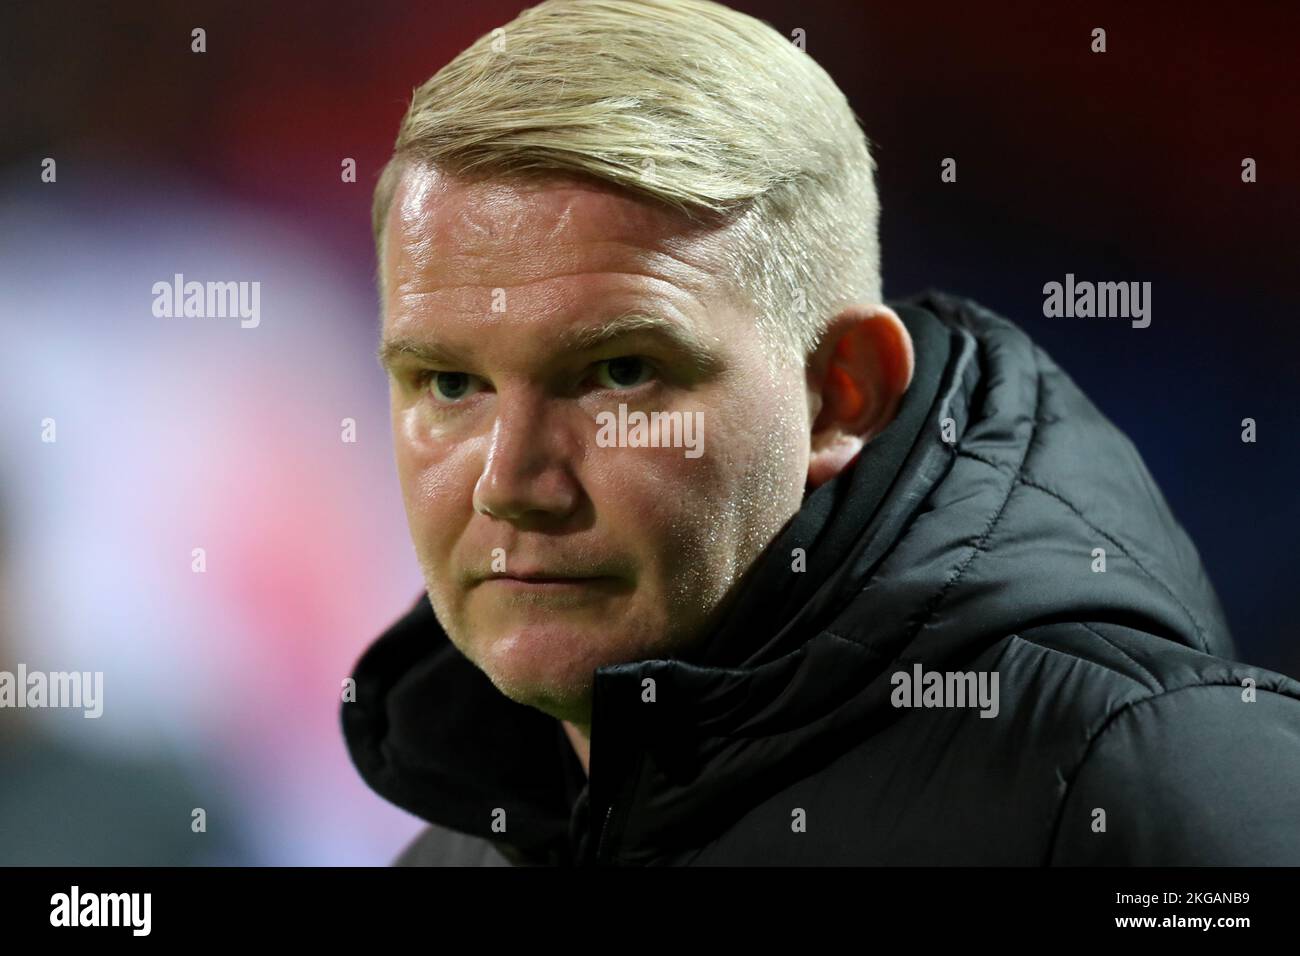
471, 566, 629, 599
485, 574, 611, 588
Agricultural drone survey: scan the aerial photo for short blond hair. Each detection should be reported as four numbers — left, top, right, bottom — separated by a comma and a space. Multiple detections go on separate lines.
372, 0, 881, 366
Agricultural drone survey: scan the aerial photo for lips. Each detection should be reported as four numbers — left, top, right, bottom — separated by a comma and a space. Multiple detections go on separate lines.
468, 564, 629, 598
487, 571, 606, 583
500, 574, 595, 583
477, 562, 609, 582
465, 554, 626, 587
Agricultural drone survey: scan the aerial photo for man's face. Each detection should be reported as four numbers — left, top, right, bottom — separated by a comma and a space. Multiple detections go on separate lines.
380, 165, 810, 726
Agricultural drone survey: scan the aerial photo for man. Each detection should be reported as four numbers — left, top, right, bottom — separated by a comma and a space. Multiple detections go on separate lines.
342, 0, 1300, 865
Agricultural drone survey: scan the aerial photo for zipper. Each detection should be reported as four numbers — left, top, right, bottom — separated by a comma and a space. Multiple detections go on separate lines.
594, 750, 649, 865
593, 804, 615, 864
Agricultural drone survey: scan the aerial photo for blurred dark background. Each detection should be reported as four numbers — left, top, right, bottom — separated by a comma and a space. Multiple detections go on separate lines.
1, 0, 1297, 863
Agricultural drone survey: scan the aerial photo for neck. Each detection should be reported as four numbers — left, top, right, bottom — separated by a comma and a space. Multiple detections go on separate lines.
562, 719, 591, 776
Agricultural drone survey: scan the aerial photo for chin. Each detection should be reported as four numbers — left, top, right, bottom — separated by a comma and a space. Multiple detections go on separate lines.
473, 620, 605, 719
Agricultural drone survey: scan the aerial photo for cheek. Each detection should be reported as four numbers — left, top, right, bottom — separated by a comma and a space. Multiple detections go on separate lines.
582, 399, 792, 568
391, 405, 471, 557
586, 446, 725, 535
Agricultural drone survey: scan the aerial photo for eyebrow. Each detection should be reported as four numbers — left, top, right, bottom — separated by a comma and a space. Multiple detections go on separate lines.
377, 311, 724, 375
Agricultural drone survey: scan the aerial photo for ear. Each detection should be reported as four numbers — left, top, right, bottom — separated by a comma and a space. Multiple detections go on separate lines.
805, 305, 914, 490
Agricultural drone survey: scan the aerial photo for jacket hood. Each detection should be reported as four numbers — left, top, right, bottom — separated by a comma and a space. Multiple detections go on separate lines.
342, 290, 1233, 864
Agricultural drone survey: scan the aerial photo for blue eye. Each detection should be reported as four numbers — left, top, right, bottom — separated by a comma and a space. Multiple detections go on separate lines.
594, 357, 654, 390
430, 371, 481, 402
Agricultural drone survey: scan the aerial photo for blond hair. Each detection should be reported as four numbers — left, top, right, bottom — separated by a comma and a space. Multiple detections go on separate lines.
372, 0, 881, 366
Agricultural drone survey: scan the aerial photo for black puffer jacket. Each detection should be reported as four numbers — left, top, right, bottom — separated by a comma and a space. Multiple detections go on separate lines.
343, 290, 1300, 866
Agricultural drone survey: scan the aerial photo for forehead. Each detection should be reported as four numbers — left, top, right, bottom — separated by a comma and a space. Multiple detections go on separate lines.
382, 164, 736, 318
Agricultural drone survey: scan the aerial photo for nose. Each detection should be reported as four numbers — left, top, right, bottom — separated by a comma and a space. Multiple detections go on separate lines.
472, 393, 581, 523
